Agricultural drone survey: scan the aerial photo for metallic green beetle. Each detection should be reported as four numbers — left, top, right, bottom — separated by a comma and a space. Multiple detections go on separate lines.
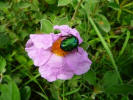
60, 35, 79, 51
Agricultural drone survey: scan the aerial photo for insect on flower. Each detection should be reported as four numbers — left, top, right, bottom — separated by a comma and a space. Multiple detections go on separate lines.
60, 34, 79, 51
25, 25, 92, 82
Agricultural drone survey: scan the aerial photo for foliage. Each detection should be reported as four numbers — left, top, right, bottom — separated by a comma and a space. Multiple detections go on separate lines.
0, 0, 133, 100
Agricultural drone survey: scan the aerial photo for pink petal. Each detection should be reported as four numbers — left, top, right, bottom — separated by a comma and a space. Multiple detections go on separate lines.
50, 33, 61, 42
70, 29, 83, 44
65, 47, 92, 75
25, 39, 52, 66
39, 66, 58, 82
57, 63, 74, 80
54, 25, 71, 34
39, 54, 74, 82
39, 54, 63, 82
54, 25, 83, 44
30, 34, 53, 49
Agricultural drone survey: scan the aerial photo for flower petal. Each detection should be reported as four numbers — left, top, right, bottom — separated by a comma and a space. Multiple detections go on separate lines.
39, 54, 63, 82
39, 54, 74, 82
39, 66, 57, 82
57, 63, 74, 80
30, 34, 53, 49
51, 33, 61, 41
70, 29, 83, 44
25, 39, 52, 66
54, 25, 71, 34
54, 25, 83, 44
65, 47, 92, 75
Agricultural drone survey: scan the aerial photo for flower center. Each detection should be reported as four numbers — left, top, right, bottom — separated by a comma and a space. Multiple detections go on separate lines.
51, 38, 69, 56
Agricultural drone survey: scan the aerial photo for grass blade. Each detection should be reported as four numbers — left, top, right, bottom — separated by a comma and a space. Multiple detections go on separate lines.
88, 16, 123, 83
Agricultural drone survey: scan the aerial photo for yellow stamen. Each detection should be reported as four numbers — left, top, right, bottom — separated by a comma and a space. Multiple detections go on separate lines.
51, 38, 69, 56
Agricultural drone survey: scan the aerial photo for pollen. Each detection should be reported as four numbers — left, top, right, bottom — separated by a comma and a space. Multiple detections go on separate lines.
51, 38, 69, 56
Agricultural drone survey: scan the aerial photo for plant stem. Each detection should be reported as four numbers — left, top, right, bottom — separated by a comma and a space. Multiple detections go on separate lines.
115, 0, 119, 5
119, 31, 130, 56
123, 1, 133, 8
0, 73, 2, 83
71, 0, 83, 21
88, 16, 123, 84
63, 81, 65, 100
120, 0, 129, 7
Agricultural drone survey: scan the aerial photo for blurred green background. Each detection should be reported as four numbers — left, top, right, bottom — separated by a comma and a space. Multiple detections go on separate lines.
0, 0, 133, 100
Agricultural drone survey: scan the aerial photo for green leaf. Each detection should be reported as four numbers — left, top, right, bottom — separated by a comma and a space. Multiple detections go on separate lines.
83, 70, 96, 85
53, 80, 63, 88
61, 87, 80, 96
0, 25, 6, 32
95, 14, 111, 33
105, 84, 133, 95
8, 32, 19, 44
19, 30, 29, 40
0, 34, 10, 48
15, 55, 27, 64
45, 0, 57, 5
68, 76, 81, 88
121, 96, 129, 100
72, 93, 82, 100
102, 71, 119, 89
0, 80, 21, 100
0, 56, 6, 73
34, 91, 48, 100
21, 86, 31, 100
71, 0, 78, 8
0, 2, 10, 9
109, 2, 120, 11
50, 85, 60, 100
54, 17, 68, 25
58, 17, 68, 25
84, 0, 99, 15
17, 2, 31, 9
58, 0, 71, 6
130, 20, 133, 27
40, 19, 53, 33
31, 0, 39, 10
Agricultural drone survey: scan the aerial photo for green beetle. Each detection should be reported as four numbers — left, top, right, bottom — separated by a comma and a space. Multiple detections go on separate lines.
60, 35, 79, 51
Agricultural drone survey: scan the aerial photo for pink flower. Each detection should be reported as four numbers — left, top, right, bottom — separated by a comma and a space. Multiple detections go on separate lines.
25, 25, 92, 82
